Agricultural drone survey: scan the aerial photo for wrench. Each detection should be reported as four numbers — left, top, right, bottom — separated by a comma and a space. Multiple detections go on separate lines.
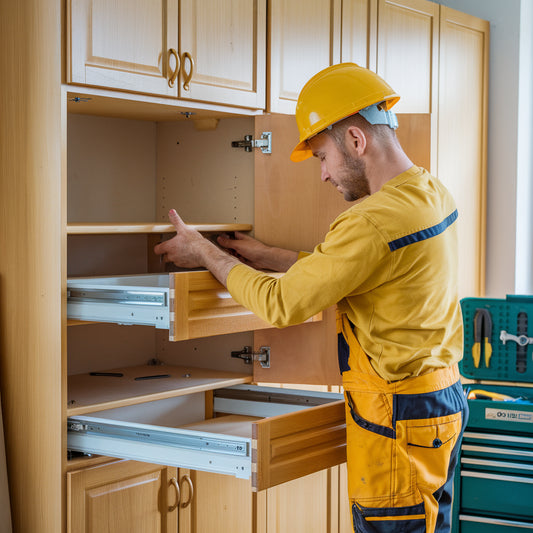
500, 330, 533, 346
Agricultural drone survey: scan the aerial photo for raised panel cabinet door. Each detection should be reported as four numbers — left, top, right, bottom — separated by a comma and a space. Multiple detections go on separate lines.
68, 0, 179, 96
437, 7, 489, 298
179, 0, 266, 109
269, 0, 341, 114
376, 0, 439, 115
178, 469, 254, 533
67, 460, 178, 533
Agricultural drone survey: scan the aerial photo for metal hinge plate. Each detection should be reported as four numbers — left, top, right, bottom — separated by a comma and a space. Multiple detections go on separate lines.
231, 346, 271, 368
231, 132, 272, 154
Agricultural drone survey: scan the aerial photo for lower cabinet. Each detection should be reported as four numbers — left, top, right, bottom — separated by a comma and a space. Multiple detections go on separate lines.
68, 459, 352, 532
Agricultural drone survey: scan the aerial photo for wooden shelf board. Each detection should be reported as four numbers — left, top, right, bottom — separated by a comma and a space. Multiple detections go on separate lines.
67, 222, 253, 235
67, 364, 252, 416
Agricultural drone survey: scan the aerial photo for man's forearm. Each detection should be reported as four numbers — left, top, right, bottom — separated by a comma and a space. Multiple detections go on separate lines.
198, 239, 243, 287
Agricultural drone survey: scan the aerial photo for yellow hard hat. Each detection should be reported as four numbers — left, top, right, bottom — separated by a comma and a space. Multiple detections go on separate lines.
290, 63, 400, 162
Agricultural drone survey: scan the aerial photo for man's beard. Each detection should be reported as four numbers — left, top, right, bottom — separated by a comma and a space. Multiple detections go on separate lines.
338, 151, 370, 202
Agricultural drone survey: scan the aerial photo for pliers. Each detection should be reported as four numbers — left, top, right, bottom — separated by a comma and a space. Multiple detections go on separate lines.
472, 308, 493, 368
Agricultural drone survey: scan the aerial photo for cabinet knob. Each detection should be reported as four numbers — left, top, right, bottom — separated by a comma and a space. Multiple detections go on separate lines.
180, 474, 194, 508
181, 52, 195, 91
168, 48, 180, 88
168, 476, 181, 511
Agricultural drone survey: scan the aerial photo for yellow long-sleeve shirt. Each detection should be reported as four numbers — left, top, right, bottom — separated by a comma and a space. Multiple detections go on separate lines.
227, 166, 463, 381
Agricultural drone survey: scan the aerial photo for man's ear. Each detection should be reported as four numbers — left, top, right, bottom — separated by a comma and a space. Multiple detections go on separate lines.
346, 126, 366, 156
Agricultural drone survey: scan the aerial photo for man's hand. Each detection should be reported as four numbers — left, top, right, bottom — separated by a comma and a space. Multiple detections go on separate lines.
153, 209, 241, 286
217, 232, 299, 272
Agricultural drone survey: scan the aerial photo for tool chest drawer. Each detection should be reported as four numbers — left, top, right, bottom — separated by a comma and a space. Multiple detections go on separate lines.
67, 377, 346, 492
453, 295, 533, 532
459, 431, 533, 520
67, 272, 321, 341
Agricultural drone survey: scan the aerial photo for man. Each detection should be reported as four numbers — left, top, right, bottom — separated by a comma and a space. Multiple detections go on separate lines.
154, 63, 468, 532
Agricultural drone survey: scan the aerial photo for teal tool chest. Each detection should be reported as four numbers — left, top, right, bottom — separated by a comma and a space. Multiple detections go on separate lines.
452, 295, 533, 532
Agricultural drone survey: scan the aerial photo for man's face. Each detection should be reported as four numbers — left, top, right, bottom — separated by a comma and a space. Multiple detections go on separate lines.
308, 132, 370, 202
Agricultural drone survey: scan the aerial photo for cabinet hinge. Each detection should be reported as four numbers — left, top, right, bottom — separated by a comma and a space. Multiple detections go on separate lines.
231, 132, 272, 154
231, 346, 270, 368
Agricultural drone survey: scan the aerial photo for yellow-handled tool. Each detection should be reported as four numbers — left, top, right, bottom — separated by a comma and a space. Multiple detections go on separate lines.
472, 308, 493, 368
467, 389, 515, 401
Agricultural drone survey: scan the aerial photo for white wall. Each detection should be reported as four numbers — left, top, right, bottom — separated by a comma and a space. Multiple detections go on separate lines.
515, 0, 533, 293
434, 0, 532, 296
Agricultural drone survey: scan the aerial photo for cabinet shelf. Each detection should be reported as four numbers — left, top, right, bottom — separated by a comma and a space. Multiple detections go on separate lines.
67, 222, 253, 235
67, 364, 252, 416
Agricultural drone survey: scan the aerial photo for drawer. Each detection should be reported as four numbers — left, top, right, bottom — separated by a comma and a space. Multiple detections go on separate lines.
67, 383, 346, 491
67, 272, 321, 340
460, 467, 533, 519
459, 515, 533, 532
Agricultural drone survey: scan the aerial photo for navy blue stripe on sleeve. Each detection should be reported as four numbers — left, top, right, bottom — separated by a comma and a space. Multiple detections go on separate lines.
388, 209, 458, 252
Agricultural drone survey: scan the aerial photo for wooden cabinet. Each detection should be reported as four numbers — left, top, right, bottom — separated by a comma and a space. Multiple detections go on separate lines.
0, 1, 490, 532
67, 0, 266, 109
67, 459, 178, 533
268, 0, 341, 114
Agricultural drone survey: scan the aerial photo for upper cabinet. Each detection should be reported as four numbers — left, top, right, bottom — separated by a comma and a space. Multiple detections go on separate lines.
67, 0, 266, 109
268, 0, 341, 114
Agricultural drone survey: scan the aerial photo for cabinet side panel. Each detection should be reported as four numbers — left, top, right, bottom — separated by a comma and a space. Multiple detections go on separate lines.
0, 1, 64, 531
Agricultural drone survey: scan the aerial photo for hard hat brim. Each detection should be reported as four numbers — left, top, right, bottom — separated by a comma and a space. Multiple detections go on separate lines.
290, 140, 313, 162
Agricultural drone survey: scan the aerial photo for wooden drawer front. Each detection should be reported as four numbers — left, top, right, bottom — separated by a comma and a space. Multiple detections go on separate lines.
170, 271, 277, 341
252, 400, 346, 492
67, 385, 345, 490
68, 272, 321, 340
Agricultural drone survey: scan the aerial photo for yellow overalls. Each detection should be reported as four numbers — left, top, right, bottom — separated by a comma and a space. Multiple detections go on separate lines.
226, 167, 467, 531
338, 313, 468, 532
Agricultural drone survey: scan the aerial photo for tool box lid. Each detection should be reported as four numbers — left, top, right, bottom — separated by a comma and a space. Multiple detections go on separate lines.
460, 294, 533, 383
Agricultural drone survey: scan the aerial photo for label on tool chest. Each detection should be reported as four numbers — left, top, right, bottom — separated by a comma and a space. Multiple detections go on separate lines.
485, 407, 533, 423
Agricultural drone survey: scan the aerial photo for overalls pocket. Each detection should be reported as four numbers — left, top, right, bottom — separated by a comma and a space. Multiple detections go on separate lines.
403, 413, 462, 493
352, 501, 426, 533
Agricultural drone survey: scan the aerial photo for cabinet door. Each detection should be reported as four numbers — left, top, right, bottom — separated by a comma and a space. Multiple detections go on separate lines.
269, 0, 341, 114
264, 469, 337, 533
179, 0, 266, 109
68, 0, 179, 96
178, 469, 253, 533
340, 0, 377, 70
376, 0, 439, 115
437, 7, 489, 298
67, 460, 178, 533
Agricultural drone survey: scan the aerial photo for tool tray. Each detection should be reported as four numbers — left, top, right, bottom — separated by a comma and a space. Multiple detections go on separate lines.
460, 294, 533, 433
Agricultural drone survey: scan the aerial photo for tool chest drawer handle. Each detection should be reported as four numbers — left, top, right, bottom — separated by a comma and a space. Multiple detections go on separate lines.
462, 443, 533, 459
464, 431, 533, 446
462, 456, 533, 472
460, 514, 533, 529
461, 470, 533, 484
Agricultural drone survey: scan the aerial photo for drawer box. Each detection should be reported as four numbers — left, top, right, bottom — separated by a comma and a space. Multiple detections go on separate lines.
67, 272, 321, 341
67, 379, 346, 492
